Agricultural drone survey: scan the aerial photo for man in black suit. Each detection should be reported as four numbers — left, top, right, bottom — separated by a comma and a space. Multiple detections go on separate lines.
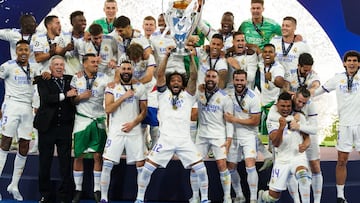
34, 55, 77, 203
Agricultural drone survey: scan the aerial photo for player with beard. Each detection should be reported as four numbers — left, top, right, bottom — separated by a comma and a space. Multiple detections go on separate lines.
258, 92, 311, 203
0, 40, 41, 201
225, 31, 258, 90
134, 47, 210, 203
71, 53, 111, 203
224, 70, 260, 203
100, 60, 147, 203
189, 69, 234, 203
268, 87, 319, 203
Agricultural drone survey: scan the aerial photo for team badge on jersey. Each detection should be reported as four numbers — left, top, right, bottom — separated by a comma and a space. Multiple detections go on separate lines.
104, 46, 109, 52
216, 98, 221, 104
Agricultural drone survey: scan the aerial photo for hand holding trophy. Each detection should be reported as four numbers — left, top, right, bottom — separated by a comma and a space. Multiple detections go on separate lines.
163, 0, 204, 56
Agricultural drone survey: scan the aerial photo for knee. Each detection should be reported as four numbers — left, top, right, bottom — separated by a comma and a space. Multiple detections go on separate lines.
295, 168, 311, 185
337, 159, 348, 167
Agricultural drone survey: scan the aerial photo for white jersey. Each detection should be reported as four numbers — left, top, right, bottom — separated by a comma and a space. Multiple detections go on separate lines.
112, 30, 151, 58
150, 34, 185, 74
226, 52, 258, 90
82, 35, 117, 75
268, 101, 318, 136
70, 72, 110, 118
197, 88, 234, 139
285, 68, 320, 93
60, 30, 84, 75
0, 60, 40, 103
228, 88, 261, 139
33, 32, 62, 72
0, 28, 40, 62
267, 110, 307, 163
197, 20, 233, 51
259, 61, 285, 105
196, 47, 228, 86
270, 36, 310, 72
105, 82, 147, 135
319, 71, 360, 126
158, 88, 196, 138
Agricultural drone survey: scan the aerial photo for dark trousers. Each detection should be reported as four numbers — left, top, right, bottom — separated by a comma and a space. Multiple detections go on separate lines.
38, 124, 74, 202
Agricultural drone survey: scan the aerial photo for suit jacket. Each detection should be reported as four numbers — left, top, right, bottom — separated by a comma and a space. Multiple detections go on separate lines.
33, 74, 76, 133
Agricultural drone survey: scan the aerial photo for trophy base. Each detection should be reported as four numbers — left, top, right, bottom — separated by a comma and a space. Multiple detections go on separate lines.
171, 48, 190, 56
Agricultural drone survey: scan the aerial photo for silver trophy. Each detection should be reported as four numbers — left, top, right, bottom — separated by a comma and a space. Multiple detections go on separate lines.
163, 0, 204, 56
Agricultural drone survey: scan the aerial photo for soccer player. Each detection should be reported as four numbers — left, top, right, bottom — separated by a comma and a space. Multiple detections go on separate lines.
225, 70, 260, 203
238, 0, 281, 51
82, 23, 117, 77
113, 15, 152, 60
61, 10, 87, 75
0, 40, 40, 201
225, 31, 258, 90
134, 46, 209, 203
189, 69, 234, 203
196, 33, 228, 89
258, 92, 312, 203
0, 14, 37, 61
71, 53, 111, 203
314, 50, 360, 203
92, 0, 118, 34
270, 16, 310, 73
100, 60, 147, 203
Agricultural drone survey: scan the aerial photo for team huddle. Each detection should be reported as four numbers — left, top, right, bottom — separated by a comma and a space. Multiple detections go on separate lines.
0, 0, 359, 203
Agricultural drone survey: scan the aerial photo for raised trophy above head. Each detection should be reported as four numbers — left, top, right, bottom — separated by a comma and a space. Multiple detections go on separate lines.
163, 0, 204, 56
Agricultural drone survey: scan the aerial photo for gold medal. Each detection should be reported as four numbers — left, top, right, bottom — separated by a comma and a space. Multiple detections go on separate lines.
173, 105, 178, 110
264, 83, 270, 89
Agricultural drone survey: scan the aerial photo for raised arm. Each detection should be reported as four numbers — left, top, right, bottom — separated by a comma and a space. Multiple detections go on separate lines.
185, 47, 197, 95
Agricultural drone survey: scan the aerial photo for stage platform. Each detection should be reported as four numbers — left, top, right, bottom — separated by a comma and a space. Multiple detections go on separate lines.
0, 147, 359, 202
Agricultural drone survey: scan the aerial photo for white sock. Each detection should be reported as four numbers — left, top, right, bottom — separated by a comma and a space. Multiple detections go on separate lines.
220, 169, 231, 199
287, 174, 300, 203
100, 160, 113, 201
260, 190, 278, 202
246, 166, 258, 201
136, 162, 156, 201
229, 168, 244, 198
93, 170, 101, 192
192, 162, 209, 201
0, 148, 9, 176
73, 171, 84, 191
312, 172, 323, 203
190, 170, 200, 198
336, 184, 345, 199
296, 170, 311, 203
10, 153, 27, 187
137, 166, 143, 185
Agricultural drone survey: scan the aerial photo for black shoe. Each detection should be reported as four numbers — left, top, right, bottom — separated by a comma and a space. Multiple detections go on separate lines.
39, 197, 49, 203
94, 190, 101, 203
72, 190, 82, 203
337, 197, 348, 203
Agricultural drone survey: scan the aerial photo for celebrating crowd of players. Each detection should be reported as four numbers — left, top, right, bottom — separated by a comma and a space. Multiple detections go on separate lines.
0, 0, 359, 203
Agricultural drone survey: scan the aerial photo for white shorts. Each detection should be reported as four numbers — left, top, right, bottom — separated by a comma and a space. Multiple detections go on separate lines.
196, 136, 227, 160
306, 134, 320, 161
148, 135, 202, 168
227, 136, 257, 163
103, 132, 145, 164
1, 99, 33, 140
336, 125, 360, 152
269, 157, 308, 192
